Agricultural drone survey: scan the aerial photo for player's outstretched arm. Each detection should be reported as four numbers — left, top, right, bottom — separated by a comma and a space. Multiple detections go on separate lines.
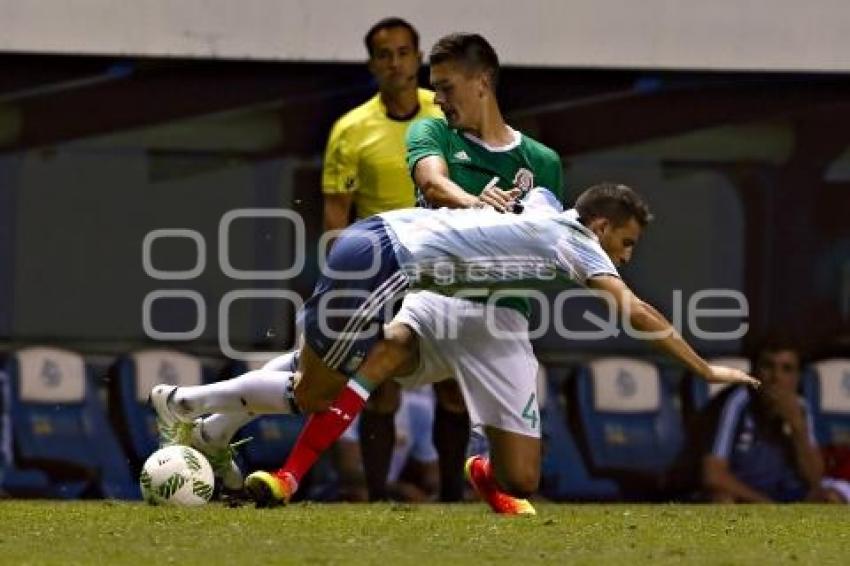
587, 275, 760, 388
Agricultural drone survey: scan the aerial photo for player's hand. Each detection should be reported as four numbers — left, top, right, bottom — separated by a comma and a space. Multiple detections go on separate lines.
478, 186, 521, 213
704, 365, 761, 388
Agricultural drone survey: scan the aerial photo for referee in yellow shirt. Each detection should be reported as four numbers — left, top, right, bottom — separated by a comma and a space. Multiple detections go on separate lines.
321, 18, 468, 502
322, 18, 440, 228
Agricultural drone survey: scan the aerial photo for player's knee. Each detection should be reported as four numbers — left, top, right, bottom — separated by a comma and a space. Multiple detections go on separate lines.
383, 321, 417, 347
293, 378, 334, 413
384, 324, 418, 360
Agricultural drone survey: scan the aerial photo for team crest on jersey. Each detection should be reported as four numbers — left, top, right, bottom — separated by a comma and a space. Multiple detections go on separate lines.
513, 168, 534, 196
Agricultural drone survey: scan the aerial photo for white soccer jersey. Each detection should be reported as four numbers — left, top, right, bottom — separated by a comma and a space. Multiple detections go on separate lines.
379, 189, 619, 291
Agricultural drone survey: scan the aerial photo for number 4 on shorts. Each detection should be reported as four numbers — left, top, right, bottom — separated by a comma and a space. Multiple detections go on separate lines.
522, 393, 538, 429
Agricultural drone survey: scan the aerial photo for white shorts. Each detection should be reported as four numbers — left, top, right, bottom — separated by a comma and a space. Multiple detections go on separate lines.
392, 291, 541, 438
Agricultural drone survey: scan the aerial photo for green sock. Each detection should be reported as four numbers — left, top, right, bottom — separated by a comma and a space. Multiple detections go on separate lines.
352, 373, 378, 393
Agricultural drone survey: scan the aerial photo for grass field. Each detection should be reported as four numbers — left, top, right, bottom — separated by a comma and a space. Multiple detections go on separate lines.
0, 501, 847, 565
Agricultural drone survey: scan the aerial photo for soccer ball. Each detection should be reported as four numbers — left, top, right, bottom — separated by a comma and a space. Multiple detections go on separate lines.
140, 445, 215, 506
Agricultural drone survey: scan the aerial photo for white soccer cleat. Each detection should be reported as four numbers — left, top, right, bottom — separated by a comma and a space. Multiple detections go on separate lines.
149, 384, 194, 448
190, 424, 249, 491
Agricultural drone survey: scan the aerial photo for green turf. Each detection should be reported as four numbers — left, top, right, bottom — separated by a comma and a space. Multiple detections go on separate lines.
0, 501, 847, 565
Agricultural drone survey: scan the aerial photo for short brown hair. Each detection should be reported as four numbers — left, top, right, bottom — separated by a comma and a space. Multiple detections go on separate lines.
364, 17, 420, 57
574, 183, 653, 227
429, 33, 500, 90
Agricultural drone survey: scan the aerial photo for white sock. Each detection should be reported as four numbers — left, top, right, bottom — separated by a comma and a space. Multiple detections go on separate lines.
173, 369, 297, 420
194, 412, 257, 449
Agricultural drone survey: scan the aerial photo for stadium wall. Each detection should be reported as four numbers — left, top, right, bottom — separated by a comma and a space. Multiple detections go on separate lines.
1, 0, 850, 71
5, 145, 746, 355
8, 148, 306, 350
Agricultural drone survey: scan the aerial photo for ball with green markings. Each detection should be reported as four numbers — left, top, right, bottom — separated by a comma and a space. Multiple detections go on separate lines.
140, 445, 215, 506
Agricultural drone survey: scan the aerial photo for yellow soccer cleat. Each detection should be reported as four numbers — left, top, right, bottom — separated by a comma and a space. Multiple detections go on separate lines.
243, 470, 296, 508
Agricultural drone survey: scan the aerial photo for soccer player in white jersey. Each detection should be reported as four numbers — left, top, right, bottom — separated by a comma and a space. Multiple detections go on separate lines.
151, 183, 759, 512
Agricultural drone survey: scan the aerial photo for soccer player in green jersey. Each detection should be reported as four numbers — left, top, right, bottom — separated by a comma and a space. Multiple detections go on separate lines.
408, 34, 563, 216
400, 33, 565, 510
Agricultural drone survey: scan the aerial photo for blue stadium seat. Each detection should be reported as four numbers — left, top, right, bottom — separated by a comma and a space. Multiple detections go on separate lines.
685, 357, 752, 413
3, 347, 137, 499
0, 466, 51, 496
539, 365, 621, 501
0, 369, 52, 496
802, 359, 850, 446
573, 358, 683, 480
109, 349, 210, 471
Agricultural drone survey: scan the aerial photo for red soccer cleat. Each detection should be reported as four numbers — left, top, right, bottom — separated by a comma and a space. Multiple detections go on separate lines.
464, 455, 536, 516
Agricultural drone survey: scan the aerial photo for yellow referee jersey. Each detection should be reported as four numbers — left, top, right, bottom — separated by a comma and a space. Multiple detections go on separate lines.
322, 88, 442, 218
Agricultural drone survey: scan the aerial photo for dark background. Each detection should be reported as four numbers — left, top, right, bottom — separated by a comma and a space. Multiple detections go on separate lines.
1, 54, 848, 359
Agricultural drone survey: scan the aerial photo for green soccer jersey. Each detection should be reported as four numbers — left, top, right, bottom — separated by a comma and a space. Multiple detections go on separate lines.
406, 116, 565, 317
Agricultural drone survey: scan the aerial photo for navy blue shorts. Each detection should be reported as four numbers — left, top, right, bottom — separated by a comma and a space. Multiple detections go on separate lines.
301, 217, 409, 375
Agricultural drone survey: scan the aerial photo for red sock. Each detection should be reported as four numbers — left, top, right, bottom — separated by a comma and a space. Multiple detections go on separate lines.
276, 380, 369, 486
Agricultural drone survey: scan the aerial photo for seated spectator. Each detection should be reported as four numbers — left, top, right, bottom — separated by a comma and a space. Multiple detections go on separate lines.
701, 342, 850, 503
335, 387, 439, 502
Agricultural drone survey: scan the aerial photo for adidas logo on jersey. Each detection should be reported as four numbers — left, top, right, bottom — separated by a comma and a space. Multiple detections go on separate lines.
453, 150, 470, 161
